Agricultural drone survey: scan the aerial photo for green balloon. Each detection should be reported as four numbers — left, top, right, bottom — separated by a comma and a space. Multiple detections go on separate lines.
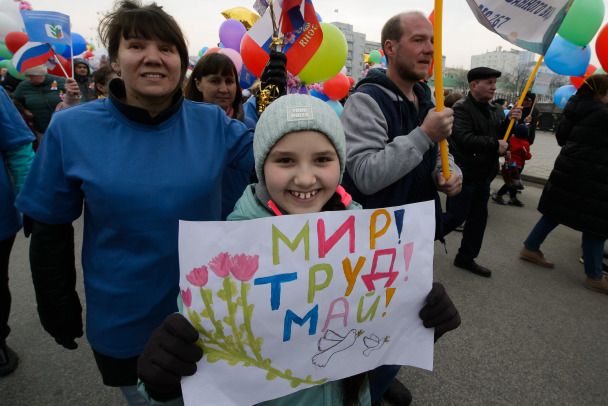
6, 60, 26, 80
558, 0, 605, 46
0, 59, 9, 68
595, 67, 606, 75
369, 50, 382, 65
0, 42, 12, 60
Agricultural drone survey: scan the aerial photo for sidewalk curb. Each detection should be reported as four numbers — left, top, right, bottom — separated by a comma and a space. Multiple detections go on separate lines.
521, 173, 546, 185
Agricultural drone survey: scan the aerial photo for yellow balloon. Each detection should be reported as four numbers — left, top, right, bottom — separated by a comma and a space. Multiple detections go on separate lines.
221, 7, 260, 30
298, 22, 348, 84
363, 53, 370, 64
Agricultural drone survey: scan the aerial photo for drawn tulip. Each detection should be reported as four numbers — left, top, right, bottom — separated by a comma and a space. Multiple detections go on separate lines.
208, 252, 230, 278
186, 266, 208, 286
182, 287, 192, 308
228, 254, 259, 281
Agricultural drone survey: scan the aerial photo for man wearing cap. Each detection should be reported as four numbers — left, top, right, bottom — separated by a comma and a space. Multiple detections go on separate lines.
73, 58, 96, 102
443, 67, 523, 277
340, 11, 462, 406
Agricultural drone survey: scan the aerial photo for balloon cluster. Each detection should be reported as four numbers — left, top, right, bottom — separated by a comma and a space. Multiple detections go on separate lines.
544, 0, 607, 106
0, 0, 100, 79
197, 7, 352, 117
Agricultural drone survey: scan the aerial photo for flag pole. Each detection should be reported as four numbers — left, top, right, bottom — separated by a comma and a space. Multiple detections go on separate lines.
46, 43, 69, 78
503, 56, 544, 141
434, 0, 450, 180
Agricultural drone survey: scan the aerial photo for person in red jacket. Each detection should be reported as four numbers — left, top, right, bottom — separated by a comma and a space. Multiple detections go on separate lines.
491, 124, 532, 207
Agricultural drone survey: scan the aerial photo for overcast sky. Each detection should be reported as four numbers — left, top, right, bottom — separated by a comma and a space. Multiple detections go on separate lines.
20, 0, 608, 69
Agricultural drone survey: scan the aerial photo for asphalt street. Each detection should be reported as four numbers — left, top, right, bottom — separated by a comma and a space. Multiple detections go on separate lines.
1, 131, 606, 405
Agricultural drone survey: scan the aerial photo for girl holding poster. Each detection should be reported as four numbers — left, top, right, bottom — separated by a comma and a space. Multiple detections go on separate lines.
137, 94, 461, 405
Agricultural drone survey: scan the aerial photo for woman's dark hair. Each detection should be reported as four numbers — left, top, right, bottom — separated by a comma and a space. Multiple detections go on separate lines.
444, 92, 464, 108
577, 73, 608, 99
183, 52, 243, 118
92, 65, 116, 97
98, 1, 189, 88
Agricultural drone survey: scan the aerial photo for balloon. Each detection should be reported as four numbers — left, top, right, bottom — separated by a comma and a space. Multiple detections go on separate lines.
381, 56, 387, 65
5, 59, 25, 80
0, 41, 11, 59
557, 0, 605, 47
0, 13, 23, 42
595, 67, 606, 75
48, 55, 71, 77
71, 33, 88, 56
326, 99, 343, 118
347, 75, 354, 87
553, 85, 577, 108
61, 45, 72, 58
4, 31, 28, 54
570, 64, 597, 88
378, 49, 384, 57
340, 66, 347, 75
51, 43, 67, 56
316, 12, 322, 22
219, 19, 247, 51
240, 34, 269, 78
323, 72, 350, 100
218, 47, 243, 73
221, 7, 260, 30
239, 63, 257, 89
298, 23, 348, 84
544, 35, 590, 76
310, 89, 329, 101
83, 51, 94, 60
200, 46, 209, 57
198, 49, 204, 57
597, 24, 608, 72
369, 50, 382, 65
0, 59, 9, 68
204, 47, 222, 55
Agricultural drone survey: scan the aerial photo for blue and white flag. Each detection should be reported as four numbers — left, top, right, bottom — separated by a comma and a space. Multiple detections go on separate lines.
20, 10, 71, 45
466, 0, 571, 55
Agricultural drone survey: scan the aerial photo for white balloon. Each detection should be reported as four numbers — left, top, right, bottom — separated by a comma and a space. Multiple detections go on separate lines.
340, 66, 347, 75
0, 12, 23, 42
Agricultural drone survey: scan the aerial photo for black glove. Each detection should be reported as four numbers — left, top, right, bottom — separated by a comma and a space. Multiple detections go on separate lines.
137, 313, 203, 402
260, 50, 287, 96
29, 220, 83, 350
37, 293, 83, 349
419, 282, 461, 342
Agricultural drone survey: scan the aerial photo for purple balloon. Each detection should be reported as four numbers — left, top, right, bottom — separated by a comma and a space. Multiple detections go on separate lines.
219, 19, 247, 52
545, 35, 591, 77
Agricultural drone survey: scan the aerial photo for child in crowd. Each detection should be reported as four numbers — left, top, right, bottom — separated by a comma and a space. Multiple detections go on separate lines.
136, 94, 461, 406
492, 124, 532, 207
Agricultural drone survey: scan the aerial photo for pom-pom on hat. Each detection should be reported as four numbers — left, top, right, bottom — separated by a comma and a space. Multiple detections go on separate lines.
254, 94, 346, 186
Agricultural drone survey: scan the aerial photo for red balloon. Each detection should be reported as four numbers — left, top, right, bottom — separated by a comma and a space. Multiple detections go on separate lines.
570, 64, 597, 88
83, 51, 94, 59
204, 47, 222, 55
48, 55, 72, 77
378, 49, 384, 57
347, 75, 354, 87
323, 72, 350, 100
5, 32, 29, 54
240, 34, 268, 78
428, 10, 435, 26
597, 24, 608, 73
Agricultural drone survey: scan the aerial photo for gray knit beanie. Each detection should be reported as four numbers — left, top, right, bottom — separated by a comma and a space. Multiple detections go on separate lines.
23, 65, 47, 76
254, 94, 346, 186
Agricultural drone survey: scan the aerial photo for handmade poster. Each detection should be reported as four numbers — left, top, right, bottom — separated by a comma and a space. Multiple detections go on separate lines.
179, 201, 436, 406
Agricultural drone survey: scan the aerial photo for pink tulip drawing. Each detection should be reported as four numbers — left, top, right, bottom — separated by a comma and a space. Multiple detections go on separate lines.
228, 254, 259, 281
186, 266, 208, 287
182, 287, 192, 308
208, 252, 230, 278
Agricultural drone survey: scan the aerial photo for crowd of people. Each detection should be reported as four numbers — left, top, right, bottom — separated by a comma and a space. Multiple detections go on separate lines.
1, 1, 607, 405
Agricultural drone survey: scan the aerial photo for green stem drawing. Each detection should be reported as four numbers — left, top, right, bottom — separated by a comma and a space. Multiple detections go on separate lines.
187, 274, 326, 388
221, 277, 248, 356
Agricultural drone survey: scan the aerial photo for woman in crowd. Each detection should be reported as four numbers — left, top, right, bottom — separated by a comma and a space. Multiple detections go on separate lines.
184, 52, 255, 219
15, 1, 254, 404
520, 74, 608, 294
93, 64, 118, 98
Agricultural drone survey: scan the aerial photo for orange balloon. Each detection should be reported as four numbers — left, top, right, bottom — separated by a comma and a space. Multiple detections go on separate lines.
570, 64, 597, 88
323, 72, 350, 100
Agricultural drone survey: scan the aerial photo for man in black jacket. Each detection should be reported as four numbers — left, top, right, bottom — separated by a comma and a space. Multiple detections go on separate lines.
443, 67, 522, 277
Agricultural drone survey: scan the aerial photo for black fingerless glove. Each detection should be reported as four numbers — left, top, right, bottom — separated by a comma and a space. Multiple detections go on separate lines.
419, 282, 461, 342
137, 313, 203, 402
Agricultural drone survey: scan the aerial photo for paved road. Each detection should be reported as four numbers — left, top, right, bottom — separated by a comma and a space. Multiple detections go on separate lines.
2, 132, 607, 405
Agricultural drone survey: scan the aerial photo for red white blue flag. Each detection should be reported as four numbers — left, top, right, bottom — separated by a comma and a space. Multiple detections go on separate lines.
241, 0, 322, 78
13, 42, 55, 74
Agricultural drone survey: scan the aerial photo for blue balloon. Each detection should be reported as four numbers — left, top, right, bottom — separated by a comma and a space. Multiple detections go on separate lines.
52, 43, 67, 55
201, 46, 209, 55
381, 55, 387, 65
72, 33, 88, 56
316, 12, 322, 22
310, 89, 329, 101
61, 45, 72, 58
545, 35, 590, 77
553, 85, 577, 108
326, 99, 343, 117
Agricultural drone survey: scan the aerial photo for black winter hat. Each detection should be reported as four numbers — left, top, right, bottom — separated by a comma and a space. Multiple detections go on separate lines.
514, 124, 529, 140
467, 67, 501, 82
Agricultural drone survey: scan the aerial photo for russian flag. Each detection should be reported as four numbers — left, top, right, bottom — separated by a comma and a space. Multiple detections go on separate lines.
13, 42, 54, 74
241, 0, 322, 79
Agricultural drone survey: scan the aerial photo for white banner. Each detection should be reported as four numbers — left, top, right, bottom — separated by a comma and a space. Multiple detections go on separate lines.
466, 0, 572, 54
178, 202, 436, 405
